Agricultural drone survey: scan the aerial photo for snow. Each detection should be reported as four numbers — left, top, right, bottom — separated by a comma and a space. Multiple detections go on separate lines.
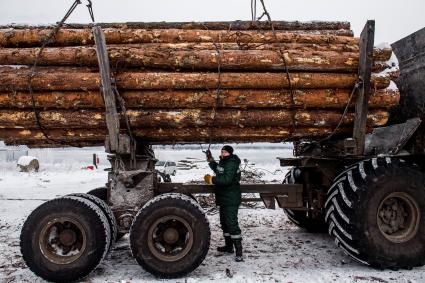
17, 156, 37, 167
376, 42, 391, 49
376, 50, 399, 79
388, 80, 398, 91
1, 145, 425, 282
0, 64, 29, 69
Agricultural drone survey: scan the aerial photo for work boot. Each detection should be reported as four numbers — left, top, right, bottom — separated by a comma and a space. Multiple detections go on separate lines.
217, 236, 234, 253
233, 238, 244, 262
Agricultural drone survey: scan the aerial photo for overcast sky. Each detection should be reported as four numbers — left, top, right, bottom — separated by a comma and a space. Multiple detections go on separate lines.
0, 0, 423, 44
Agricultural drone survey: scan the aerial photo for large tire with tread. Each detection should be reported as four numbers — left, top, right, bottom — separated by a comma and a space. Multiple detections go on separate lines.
326, 157, 425, 269
68, 192, 118, 250
20, 196, 111, 282
87, 187, 107, 201
130, 193, 210, 278
283, 169, 327, 233
87, 187, 126, 242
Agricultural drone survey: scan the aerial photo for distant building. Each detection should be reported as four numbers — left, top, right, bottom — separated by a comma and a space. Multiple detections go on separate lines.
0, 141, 29, 162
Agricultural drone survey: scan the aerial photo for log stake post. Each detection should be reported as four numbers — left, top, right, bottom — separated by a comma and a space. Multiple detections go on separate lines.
353, 20, 375, 155
93, 26, 123, 153
93, 26, 157, 233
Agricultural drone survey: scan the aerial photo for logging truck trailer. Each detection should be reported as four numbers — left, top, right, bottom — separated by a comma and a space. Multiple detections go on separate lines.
18, 22, 425, 282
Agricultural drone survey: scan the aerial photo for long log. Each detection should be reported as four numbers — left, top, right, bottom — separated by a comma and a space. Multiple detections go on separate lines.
0, 65, 98, 74
0, 109, 388, 129
0, 126, 354, 146
1, 42, 386, 59
0, 68, 391, 91
0, 46, 389, 72
0, 88, 399, 109
0, 21, 351, 31
122, 43, 391, 61
0, 28, 359, 47
24, 141, 105, 148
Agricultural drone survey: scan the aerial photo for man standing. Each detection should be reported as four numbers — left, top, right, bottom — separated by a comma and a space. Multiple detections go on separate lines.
204, 145, 243, 262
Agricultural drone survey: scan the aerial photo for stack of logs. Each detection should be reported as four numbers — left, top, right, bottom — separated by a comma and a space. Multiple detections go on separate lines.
0, 21, 398, 147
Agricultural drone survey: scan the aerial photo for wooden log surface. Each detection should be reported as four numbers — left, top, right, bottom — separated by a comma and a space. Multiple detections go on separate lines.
0, 42, 391, 59
0, 109, 389, 129
0, 65, 98, 74
0, 68, 391, 91
0, 88, 399, 109
0, 28, 359, 47
110, 43, 391, 61
0, 20, 351, 31
0, 126, 354, 146
24, 141, 105, 148
0, 46, 390, 72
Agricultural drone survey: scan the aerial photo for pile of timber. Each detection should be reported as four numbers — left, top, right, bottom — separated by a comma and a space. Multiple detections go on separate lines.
0, 20, 398, 147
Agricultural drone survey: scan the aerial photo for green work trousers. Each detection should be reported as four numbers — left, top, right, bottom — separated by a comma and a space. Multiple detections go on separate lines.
219, 205, 242, 239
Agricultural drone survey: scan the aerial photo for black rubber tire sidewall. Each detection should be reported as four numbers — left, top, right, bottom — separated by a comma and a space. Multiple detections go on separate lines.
20, 197, 109, 282
130, 196, 210, 278
283, 169, 326, 233
68, 193, 118, 248
87, 188, 127, 242
356, 163, 425, 268
87, 187, 107, 201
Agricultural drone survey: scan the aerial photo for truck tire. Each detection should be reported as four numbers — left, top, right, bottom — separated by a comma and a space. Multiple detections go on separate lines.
130, 193, 210, 278
283, 169, 327, 233
67, 193, 118, 250
87, 187, 107, 201
20, 196, 111, 282
326, 158, 425, 269
87, 187, 126, 242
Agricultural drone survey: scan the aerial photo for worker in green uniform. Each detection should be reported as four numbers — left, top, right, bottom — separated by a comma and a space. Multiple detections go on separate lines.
204, 145, 243, 262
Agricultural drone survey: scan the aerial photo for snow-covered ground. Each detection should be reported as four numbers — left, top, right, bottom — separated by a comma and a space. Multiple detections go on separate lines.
1, 144, 424, 283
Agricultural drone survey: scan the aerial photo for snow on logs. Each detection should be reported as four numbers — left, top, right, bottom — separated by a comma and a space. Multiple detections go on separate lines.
0, 20, 398, 147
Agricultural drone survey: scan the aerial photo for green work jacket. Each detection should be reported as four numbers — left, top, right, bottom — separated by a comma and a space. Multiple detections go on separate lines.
209, 154, 241, 206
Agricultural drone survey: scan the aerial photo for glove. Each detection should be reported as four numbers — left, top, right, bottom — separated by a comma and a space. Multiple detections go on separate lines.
204, 174, 213, 184
205, 149, 214, 162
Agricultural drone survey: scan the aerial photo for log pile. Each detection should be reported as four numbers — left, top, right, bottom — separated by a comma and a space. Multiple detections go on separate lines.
0, 20, 398, 147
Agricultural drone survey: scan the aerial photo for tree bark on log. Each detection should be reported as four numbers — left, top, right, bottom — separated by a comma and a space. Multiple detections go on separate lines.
0, 46, 389, 72
0, 68, 391, 91
0, 28, 359, 47
0, 109, 388, 129
0, 126, 355, 146
0, 42, 390, 59
0, 88, 399, 109
0, 21, 351, 31
0, 20, 398, 149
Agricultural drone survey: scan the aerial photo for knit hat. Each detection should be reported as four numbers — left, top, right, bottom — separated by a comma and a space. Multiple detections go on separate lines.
221, 145, 234, 155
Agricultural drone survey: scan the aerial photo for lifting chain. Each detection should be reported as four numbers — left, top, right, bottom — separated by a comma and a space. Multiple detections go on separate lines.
28, 0, 95, 147
254, 1, 362, 151
257, 0, 297, 138
199, 24, 223, 154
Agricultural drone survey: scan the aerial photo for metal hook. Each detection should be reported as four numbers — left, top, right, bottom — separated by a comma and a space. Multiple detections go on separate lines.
86, 0, 95, 22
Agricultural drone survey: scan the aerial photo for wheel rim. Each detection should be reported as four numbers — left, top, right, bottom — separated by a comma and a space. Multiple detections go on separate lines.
377, 192, 420, 243
147, 215, 194, 262
39, 217, 87, 264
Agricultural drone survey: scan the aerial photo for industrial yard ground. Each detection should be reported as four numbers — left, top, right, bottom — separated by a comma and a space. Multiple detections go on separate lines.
1, 144, 424, 283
